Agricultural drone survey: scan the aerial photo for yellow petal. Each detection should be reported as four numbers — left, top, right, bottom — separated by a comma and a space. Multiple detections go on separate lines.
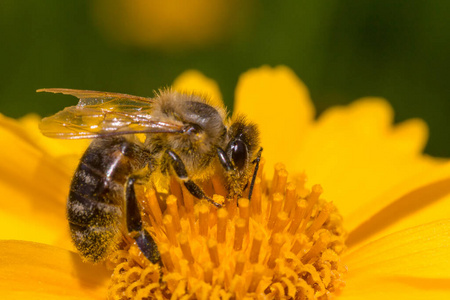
293, 98, 441, 219
347, 161, 450, 248
0, 181, 73, 251
340, 220, 450, 299
345, 219, 450, 278
172, 69, 224, 108
19, 114, 89, 171
0, 240, 109, 299
0, 115, 70, 201
234, 65, 315, 170
339, 277, 450, 300
389, 117, 429, 155
0, 114, 74, 249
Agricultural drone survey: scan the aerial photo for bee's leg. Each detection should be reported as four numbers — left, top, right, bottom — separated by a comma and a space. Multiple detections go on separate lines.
248, 147, 263, 201
216, 146, 263, 201
165, 149, 222, 208
216, 147, 233, 171
125, 176, 161, 265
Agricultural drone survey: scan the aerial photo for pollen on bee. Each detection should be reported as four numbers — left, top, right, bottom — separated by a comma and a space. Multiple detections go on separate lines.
107, 163, 347, 300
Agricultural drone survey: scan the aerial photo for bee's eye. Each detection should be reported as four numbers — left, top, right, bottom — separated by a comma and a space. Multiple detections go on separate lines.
230, 140, 248, 170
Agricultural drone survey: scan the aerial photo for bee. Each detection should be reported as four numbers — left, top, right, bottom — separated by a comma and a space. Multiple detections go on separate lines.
38, 88, 261, 264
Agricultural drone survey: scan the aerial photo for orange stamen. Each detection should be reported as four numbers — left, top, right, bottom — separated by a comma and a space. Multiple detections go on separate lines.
274, 169, 288, 194
159, 244, 174, 272
238, 198, 250, 233
169, 177, 183, 207
299, 184, 323, 232
249, 231, 263, 264
247, 264, 264, 293
234, 252, 246, 276
181, 185, 195, 215
166, 195, 181, 231
179, 233, 195, 264
305, 202, 332, 237
233, 218, 246, 251
163, 214, 178, 246
301, 232, 330, 264
293, 172, 309, 198
267, 193, 284, 229
198, 202, 210, 237
203, 262, 214, 284
290, 234, 307, 255
227, 196, 238, 219
270, 163, 285, 196
271, 211, 289, 241
216, 208, 228, 244
283, 182, 297, 215
267, 233, 284, 268
145, 188, 163, 227
288, 199, 307, 235
211, 173, 228, 196
207, 239, 220, 267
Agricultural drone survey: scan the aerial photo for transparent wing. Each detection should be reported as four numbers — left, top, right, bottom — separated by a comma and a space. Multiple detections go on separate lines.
38, 88, 185, 139
37, 88, 153, 106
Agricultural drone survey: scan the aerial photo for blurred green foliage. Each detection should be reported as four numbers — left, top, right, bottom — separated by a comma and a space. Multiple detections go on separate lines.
1, 0, 449, 156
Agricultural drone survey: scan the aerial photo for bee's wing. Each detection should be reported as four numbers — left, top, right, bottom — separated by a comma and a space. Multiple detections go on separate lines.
38, 88, 185, 139
37, 88, 153, 106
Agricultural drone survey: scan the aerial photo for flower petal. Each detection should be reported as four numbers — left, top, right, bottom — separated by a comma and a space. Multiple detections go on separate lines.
19, 114, 89, 162
340, 220, 450, 299
234, 65, 315, 170
0, 180, 73, 251
172, 70, 224, 108
293, 98, 441, 219
0, 114, 76, 249
346, 161, 450, 248
0, 240, 109, 299
339, 279, 450, 300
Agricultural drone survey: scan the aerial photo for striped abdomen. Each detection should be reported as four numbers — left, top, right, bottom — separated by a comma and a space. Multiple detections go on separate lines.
68, 137, 148, 262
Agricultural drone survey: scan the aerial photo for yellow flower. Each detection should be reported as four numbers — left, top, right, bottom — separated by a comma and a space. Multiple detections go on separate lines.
91, 0, 254, 50
1, 66, 450, 299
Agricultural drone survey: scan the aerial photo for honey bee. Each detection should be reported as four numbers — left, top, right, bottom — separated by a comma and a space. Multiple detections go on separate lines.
38, 88, 261, 265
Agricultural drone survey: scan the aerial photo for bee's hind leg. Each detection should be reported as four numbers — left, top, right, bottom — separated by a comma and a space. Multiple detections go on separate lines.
125, 176, 161, 265
165, 149, 222, 208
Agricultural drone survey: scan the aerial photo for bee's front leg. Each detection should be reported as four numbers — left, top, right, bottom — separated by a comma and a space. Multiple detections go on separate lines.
125, 176, 161, 265
248, 147, 263, 201
165, 149, 222, 208
216, 147, 233, 172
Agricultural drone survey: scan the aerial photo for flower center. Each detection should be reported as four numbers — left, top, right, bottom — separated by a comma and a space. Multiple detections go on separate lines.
107, 162, 347, 299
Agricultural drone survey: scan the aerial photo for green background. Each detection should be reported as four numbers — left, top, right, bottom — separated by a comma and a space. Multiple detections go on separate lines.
1, 1, 449, 157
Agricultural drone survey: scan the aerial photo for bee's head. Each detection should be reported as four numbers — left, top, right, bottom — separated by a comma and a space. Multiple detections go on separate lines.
224, 115, 260, 197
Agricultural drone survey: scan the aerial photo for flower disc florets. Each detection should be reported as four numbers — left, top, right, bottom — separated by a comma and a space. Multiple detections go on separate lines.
107, 162, 347, 299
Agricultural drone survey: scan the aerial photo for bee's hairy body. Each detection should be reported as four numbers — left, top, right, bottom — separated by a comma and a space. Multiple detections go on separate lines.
145, 92, 227, 181
40, 89, 260, 264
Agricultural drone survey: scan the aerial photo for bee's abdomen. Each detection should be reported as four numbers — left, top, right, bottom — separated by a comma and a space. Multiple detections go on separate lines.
67, 137, 147, 262
68, 190, 121, 227
69, 223, 117, 263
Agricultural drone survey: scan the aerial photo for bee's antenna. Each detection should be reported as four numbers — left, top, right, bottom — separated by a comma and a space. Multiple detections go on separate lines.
248, 147, 263, 201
